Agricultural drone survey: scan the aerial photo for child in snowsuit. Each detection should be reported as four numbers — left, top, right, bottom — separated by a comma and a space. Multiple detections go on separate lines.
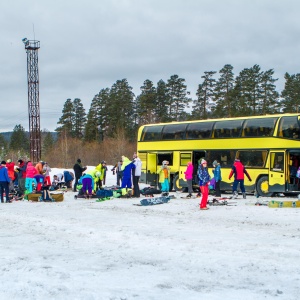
198, 159, 210, 210
212, 160, 222, 197
157, 161, 170, 195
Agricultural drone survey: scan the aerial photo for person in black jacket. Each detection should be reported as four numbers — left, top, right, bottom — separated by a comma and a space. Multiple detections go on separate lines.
73, 159, 87, 192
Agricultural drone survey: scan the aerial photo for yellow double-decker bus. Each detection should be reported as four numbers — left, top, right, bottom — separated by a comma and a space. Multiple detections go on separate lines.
137, 113, 300, 197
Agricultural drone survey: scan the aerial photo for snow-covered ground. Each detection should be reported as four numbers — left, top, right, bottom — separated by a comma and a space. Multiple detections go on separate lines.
0, 166, 300, 300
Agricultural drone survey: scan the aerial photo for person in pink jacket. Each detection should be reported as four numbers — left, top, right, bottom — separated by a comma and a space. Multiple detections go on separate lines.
25, 162, 38, 193
184, 161, 194, 198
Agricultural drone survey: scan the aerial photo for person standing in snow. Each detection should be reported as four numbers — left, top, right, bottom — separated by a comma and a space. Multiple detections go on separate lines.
198, 159, 210, 210
0, 160, 11, 203
132, 152, 142, 198
73, 159, 87, 192
121, 156, 135, 189
157, 160, 170, 196
212, 160, 222, 197
184, 161, 194, 198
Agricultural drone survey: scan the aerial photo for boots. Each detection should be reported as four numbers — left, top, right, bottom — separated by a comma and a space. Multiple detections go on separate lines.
232, 191, 238, 199
242, 193, 246, 199
186, 193, 192, 198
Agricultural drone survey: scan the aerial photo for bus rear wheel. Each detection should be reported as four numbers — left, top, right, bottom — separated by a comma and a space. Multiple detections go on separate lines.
173, 174, 182, 191
256, 176, 272, 197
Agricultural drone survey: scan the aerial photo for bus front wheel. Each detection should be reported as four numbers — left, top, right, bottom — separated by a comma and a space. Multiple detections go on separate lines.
173, 174, 182, 191
256, 176, 272, 197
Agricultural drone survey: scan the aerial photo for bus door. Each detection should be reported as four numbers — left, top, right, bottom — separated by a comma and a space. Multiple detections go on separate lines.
146, 152, 158, 187
269, 151, 286, 193
174, 152, 192, 190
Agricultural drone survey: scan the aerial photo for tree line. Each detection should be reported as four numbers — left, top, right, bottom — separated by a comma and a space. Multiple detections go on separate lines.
55, 64, 300, 142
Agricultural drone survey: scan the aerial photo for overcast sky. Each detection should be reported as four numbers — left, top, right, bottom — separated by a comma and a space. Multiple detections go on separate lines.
0, 0, 299, 132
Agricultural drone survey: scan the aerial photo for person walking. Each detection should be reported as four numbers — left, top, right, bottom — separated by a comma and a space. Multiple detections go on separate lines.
73, 159, 87, 192
132, 152, 142, 198
0, 161, 11, 203
198, 159, 210, 210
229, 158, 252, 199
184, 161, 194, 198
212, 160, 222, 197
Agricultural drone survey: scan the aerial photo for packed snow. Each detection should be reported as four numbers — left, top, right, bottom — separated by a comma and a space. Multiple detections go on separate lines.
0, 166, 300, 300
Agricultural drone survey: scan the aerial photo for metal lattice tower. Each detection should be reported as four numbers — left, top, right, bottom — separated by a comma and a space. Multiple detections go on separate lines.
22, 38, 41, 163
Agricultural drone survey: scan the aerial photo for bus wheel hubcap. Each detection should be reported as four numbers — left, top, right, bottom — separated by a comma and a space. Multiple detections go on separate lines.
261, 181, 269, 193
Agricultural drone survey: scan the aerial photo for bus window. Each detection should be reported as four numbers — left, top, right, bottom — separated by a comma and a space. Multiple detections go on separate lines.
186, 122, 214, 139
206, 150, 236, 167
243, 117, 278, 137
142, 125, 164, 141
237, 150, 267, 167
270, 152, 284, 172
213, 120, 244, 138
278, 116, 300, 139
157, 153, 173, 165
162, 124, 187, 140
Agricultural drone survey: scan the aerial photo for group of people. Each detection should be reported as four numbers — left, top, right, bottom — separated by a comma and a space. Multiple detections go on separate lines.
73, 153, 142, 198
0, 159, 53, 203
184, 158, 252, 210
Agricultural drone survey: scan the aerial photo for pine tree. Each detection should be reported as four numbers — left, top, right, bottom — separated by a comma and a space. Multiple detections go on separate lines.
73, 98, 86, 138
166, 75, 191, 121
192, 71, 216, 119
9, 124, 30, 152
281, 73, 300, 113
56, 99, 74, 137
235, 65, 263, 116
213, 64, 236, 117
136, 79, 157, 125
107, 79, 135, 139
259, 69, 279, 114
155, 80, 170, 123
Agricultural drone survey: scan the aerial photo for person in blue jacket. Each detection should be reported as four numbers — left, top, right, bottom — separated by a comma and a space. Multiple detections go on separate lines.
121, 156, 136, 189
212, 160, 222, 197
0, 160, 11, 203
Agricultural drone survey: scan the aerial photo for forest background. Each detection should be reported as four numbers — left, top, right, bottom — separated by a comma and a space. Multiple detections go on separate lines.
1, 63, 300, 167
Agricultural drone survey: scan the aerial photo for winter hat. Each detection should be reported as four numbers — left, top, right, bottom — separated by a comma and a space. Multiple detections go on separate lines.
77, 159, 81, 163
201, 159, 207, 165
7, 159, 11, 163
18, 159, 23, 164
1, 161, 6, 165
101, 160, 106, 164
212, 160, 218, 167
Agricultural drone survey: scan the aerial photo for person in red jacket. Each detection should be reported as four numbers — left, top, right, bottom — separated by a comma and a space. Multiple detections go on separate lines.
6, 159, 15, 192
229, 158, 252, 199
